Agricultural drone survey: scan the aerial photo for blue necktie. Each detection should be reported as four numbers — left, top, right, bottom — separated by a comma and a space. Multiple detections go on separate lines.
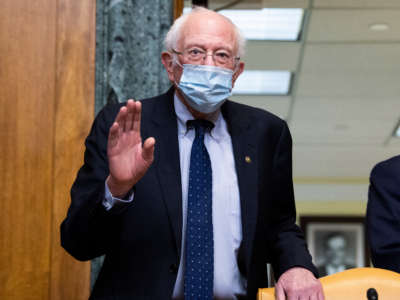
184, 119, 214, 300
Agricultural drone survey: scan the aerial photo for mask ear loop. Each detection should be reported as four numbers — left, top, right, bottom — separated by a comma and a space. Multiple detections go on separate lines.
171, 52, 185, 92
232, 57, 241, 73
172, 52, 184, 69
230, 58, 241, 90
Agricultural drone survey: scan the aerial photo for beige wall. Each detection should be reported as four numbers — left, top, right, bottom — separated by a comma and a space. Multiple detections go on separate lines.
297, 201, 366, 217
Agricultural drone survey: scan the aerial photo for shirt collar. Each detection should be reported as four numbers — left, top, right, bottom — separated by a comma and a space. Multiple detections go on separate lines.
173, 93, 226, 141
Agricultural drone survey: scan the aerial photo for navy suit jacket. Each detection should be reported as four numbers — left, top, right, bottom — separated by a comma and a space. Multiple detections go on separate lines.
61, 87, 317, 299
367, 155, 400, 273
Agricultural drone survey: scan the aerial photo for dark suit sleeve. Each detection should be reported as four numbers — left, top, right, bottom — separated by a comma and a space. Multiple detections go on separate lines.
367, 159, 400, 273
267, 122, 318, 279
60, 104, 129, 261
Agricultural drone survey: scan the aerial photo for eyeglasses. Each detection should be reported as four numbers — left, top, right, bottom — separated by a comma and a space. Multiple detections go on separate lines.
172, 47, 240, 68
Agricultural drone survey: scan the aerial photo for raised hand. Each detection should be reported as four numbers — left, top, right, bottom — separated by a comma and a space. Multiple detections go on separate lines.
106, 100, 155, 198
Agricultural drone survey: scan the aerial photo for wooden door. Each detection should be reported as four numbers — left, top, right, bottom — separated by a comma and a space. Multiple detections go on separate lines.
0, 1, 95, 299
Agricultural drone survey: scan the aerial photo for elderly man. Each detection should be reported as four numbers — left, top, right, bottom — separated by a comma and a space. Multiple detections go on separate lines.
61, 7, 323, 300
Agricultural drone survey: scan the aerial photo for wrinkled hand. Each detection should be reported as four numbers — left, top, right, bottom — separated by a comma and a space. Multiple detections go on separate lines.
106, 100, 155, 197
275, 267, 324, 300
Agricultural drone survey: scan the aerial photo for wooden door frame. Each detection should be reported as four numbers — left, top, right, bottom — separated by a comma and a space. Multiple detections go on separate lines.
174, 0, 184, 19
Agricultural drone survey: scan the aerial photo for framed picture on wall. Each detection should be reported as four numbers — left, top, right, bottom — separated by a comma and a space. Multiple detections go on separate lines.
299, 216, 370, 277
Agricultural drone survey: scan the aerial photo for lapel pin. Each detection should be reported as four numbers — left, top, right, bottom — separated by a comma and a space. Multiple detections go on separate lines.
245, 156, 251, 163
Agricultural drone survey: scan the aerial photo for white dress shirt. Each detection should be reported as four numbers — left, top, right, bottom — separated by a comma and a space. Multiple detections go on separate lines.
172, 95, 246, 299
104, 94, 246, 299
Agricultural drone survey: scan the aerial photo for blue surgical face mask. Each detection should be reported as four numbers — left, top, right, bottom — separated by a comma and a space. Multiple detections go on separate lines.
175, 63, 233, 114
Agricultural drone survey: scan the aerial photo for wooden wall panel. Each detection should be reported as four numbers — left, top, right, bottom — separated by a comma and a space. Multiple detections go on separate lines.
0, 1, 56, 299
49, 0, 95, 299
0, 0, 95, 299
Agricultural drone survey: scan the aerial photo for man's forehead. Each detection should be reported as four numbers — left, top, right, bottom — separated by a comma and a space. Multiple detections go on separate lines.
329, 236, 346, 245
182, 35, 235, 50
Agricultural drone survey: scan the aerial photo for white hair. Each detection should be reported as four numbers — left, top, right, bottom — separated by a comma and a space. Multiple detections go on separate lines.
163, 6, 246, 58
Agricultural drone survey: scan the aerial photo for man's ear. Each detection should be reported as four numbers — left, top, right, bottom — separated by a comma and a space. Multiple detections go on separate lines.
161, 51, 175, 82
232, 61, 244, 88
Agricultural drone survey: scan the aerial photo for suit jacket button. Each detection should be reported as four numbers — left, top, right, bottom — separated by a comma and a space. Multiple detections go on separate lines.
169, 264, 178, 274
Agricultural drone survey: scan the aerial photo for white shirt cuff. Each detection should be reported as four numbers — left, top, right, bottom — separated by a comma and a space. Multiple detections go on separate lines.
103, 181, 134, 211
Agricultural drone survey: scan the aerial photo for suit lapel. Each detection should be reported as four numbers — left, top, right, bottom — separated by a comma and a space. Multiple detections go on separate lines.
150, 88, 183, 259
222, 101, 258, 273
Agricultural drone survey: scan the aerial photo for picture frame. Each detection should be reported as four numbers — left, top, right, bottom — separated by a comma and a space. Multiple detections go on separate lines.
300, 216, 370, 277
